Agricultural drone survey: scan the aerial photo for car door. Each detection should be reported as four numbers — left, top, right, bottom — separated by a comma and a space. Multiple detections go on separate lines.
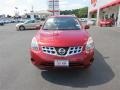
24, 20, 35, 29
29, 20, 40, 29
34, 20, 41, 28
30, 20, 37, 29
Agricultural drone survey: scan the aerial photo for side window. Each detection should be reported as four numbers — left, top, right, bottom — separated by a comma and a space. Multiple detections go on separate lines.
35, 20, 40, 23
27, 20, 35, 23
27, 21, 32, 23
31, 20, 35, 23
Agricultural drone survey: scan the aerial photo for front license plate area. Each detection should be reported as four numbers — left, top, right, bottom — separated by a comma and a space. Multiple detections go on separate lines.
54, 60, 69, 67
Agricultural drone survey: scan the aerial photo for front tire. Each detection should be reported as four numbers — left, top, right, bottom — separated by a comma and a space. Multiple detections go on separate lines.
19, 26, 25, 31
84, 58, 94, 69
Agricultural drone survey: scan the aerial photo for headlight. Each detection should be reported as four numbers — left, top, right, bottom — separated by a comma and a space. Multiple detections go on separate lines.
31, 37, 39, 51
85, 37, 94, 52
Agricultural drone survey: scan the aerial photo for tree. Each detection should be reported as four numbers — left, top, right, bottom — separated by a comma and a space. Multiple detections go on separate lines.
7, 15, 12, 18
60, 7, 88, 18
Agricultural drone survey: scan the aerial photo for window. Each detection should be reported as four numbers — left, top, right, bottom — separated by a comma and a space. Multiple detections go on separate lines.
43, 17, 81, 30
24, 20, 35, 24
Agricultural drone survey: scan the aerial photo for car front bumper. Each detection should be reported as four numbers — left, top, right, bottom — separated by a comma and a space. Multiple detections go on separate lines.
16, 26, 19, 30
30, 49, 94, 70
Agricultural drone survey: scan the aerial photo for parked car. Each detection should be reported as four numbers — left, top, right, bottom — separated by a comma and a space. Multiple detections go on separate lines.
30, 15, 94, 70
41, 18, 46, 21
3, 19, 13, 24
16, 20, 41, 30
0, 20, 4, 26
79, 18, 88, 22
99, 19, 113, 27
87, 19, 96, 25
10, 19, 16, 23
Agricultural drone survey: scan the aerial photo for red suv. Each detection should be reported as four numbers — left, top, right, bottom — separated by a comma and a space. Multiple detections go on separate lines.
30, 15, 94, 70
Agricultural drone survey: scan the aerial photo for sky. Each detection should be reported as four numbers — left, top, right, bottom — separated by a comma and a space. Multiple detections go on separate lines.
0, 0, 89, 16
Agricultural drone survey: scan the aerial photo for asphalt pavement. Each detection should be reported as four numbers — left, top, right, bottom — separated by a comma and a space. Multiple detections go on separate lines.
0, 24, 120, 90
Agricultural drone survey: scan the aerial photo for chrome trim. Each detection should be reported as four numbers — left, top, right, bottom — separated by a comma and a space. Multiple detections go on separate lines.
41, 46, 83, 56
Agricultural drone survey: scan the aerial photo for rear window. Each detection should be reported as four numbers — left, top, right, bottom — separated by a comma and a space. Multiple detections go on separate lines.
43, 17, 81, 30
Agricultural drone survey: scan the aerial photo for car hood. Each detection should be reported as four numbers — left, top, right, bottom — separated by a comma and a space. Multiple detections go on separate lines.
36, 30, 89, 47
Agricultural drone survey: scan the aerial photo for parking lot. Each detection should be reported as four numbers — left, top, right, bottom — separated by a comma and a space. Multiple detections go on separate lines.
0, 24, 120, 90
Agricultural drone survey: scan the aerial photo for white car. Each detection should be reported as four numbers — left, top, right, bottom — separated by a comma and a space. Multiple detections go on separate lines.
87, 19, 96, 25
16, 20, 41, 31
79, 18, 88, 22
0, 20, 4, 25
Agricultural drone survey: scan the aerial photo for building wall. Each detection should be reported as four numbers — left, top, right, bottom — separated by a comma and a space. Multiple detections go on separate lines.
89, 0, 120, 27
26, 11, 52, 20
0, 14, 5, 18
89, 0, 115, 12
100, 5, 119, 19
117, 5, 120, 27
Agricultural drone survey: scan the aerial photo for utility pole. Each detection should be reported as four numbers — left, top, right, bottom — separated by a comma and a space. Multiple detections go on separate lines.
53, 0, 55, 15
48, 0, 59, 15
31, 5, 34, 13
14, 7, 19, 19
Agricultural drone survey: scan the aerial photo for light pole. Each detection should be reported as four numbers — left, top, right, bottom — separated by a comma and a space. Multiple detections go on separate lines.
24, 9, 27, 14
14, 7, 19, 19
53, 0, 55, 15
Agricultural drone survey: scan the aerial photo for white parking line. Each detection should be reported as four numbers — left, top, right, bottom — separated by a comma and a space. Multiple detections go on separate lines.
113, 30, 120, 32
109, 28, 120, 32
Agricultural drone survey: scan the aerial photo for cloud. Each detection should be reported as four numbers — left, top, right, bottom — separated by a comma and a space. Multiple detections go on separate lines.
59, 1, 68, 5
7, 0, 18, 5
60, 0, 86, 10
0, 0, 88, 15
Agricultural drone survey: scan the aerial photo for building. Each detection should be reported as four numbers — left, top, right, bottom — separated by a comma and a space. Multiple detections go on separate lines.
48, 0, 60, 15
23, 10, 52, 20
0, 14, 5, 18
88, 0, 120, 27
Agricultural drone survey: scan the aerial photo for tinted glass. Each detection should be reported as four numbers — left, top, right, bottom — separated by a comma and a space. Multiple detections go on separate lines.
43, 17, 81, 30
24, 20, 35, 24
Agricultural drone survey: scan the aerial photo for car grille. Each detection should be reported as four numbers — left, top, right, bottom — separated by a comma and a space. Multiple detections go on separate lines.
41, 46, 82, 56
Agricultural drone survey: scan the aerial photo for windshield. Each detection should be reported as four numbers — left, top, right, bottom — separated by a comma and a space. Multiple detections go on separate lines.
43, 17, 81, 30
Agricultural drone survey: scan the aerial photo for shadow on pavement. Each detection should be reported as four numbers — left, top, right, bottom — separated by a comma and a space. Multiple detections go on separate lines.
41, 49, 115, 87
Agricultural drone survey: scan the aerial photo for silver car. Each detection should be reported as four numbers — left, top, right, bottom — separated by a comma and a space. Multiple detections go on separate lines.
16, 20, 41, 30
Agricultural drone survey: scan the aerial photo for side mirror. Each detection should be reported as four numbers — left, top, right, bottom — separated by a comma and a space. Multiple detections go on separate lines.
36, 25, 42, 30
84, 25, 90, 29
39, 25, 42, 29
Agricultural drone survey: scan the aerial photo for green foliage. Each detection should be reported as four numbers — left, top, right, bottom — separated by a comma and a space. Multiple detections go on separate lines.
60, 7, 88, 18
